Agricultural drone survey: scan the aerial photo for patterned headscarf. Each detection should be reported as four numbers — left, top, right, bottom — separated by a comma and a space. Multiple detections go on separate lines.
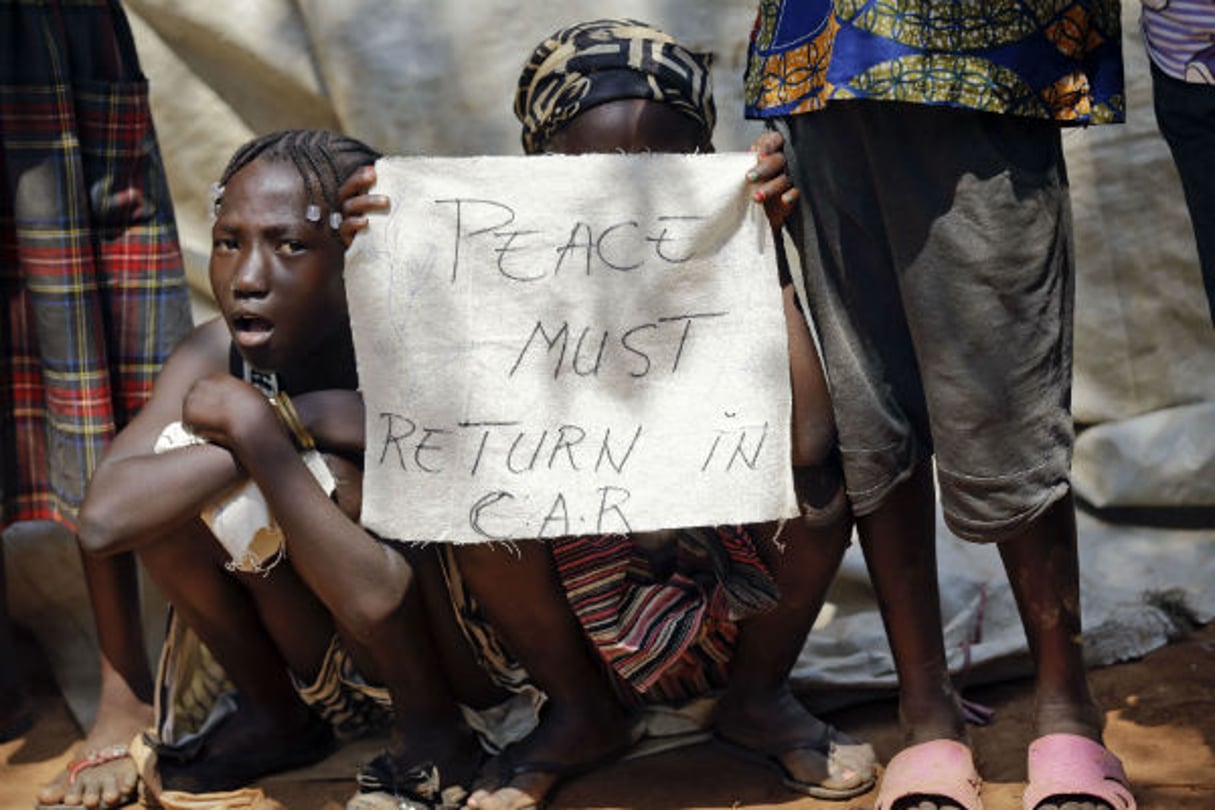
514, 18, 716, 154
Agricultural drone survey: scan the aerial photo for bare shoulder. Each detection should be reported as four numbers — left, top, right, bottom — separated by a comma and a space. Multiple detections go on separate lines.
166, 318, 231, 373
102, 318, 232, 462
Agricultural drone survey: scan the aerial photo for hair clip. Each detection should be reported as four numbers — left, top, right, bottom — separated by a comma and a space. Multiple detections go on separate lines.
329, 211, 343, 230
208, 182, 224, 223
305, 203, 322, 223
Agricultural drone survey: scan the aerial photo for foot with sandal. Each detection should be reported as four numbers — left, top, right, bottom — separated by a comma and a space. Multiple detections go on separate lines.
34, 631, 155, 810
714, 684, 876, 801
34, 690, 151, 810
464, 701, 642, 810
346, 713, 487, 810
150, 694, 336, 796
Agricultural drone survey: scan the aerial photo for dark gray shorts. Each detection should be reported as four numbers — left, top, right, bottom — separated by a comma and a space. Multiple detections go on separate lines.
777, 102, 1075, 542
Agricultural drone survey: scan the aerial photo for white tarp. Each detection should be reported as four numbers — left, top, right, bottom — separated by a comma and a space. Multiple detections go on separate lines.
347, 154, 796, 542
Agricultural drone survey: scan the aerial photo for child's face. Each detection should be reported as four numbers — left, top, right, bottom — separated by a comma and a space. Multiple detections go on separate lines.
544, 99, 711, 155
209, 157, 349, 372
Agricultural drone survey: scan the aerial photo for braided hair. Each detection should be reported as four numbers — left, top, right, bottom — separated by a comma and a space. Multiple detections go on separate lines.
217, 129, 380, 222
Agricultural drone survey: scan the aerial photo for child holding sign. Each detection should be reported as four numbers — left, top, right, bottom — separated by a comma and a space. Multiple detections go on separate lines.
78, 130, 493, 804
340, 19, 874, 810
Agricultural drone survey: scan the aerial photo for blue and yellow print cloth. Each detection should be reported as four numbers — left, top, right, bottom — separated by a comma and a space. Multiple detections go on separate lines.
744, 0, 1125, 124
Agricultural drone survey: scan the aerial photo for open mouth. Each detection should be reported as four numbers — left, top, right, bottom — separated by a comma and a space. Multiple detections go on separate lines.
233, 314, 274, 346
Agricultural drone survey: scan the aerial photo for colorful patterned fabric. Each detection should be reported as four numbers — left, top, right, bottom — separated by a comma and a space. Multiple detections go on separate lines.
442, 526, 777, 706
514, 18, 716, 154
744, 0, 1126, 124
551, 525, 778, 703
0, 0, 192, 529
1142, 0, 1215, 83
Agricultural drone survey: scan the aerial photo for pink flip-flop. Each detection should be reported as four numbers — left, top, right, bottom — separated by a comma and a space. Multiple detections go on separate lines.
1023, 733, 1136, 810
874, 738, 983, 810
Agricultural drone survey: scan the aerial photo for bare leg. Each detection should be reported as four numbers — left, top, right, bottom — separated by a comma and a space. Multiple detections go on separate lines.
0, 543, 33, 741
457, 541, 637, 810
342, 545, 486, 794
232, 560, 335, 685
1000, 493, 1102, 738
400, 545, 504, 710
857, 460, 970, 810
36, 550, 155, 808
858, 461, 965, 745
134, 520, 328, 789
1000, 492, 1110, 810
716, 283, 872, 793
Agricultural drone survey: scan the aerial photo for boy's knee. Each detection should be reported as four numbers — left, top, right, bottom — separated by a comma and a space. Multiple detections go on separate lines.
793, 458, 849, 530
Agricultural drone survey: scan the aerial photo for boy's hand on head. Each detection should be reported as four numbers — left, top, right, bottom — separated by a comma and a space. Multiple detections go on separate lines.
338, 165, 390, 249
747, 131, 799, 229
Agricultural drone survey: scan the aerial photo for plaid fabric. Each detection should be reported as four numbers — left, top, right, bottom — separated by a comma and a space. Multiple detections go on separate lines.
0, 0, 192, 529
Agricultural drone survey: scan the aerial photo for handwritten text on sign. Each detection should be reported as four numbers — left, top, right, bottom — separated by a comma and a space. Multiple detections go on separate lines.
345, 153, 797, 543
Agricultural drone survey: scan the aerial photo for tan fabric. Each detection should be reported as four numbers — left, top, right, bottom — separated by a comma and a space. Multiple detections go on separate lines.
130, 733, 286, 810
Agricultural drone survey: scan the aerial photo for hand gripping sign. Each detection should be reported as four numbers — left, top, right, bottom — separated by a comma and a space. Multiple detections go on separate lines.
345, 153, 797, 543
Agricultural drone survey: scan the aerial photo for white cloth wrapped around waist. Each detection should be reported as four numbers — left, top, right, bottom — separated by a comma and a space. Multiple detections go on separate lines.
154, 421, 336, 574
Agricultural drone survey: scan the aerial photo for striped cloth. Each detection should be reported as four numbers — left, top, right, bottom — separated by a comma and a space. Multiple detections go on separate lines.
443, 526, 779, 707
0, 0, 192, 530
1142, 0, 1215, 83
551, 526, 778, 703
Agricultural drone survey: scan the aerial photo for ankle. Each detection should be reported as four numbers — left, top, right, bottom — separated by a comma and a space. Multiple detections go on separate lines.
896, 686, 968, 746
1033, 690, 1105, 740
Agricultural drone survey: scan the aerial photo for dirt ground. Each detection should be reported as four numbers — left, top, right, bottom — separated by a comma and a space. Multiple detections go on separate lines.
3, 622, 1213, 810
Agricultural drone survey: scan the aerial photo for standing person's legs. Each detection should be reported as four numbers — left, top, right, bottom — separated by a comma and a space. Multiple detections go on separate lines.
456, 541, 638, 810
29, 1, 193, 804
0, 544, 33, 741
777, 102, 968, 754
35, 552, 158, 808
778, 103, 1062, 808
849, 105, 1128, 809
1151, 62, 1215, 325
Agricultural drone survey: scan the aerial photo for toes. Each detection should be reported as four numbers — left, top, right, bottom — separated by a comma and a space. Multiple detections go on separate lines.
63, 780, 86, 806
36, 775, 69, 805
118, 764, 138, 796
464, 785, 539, 810
100, 771, 122, 807
894, 800, 965, 810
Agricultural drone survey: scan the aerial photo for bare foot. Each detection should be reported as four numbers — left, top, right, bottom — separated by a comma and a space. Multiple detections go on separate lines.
35, 675, 153, 809
465, 700, 639, 810
715, 684, 876, 798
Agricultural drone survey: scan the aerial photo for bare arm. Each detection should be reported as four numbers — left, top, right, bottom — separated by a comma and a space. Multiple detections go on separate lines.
292, 389, 365, 459
184, 376, 410, 642
78, 320, 246, 555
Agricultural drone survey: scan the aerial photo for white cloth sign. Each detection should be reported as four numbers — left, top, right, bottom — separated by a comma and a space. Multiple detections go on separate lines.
345, 153, 797, 543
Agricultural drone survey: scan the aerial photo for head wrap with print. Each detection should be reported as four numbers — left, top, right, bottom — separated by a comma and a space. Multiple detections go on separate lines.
514, 18, 716, 154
